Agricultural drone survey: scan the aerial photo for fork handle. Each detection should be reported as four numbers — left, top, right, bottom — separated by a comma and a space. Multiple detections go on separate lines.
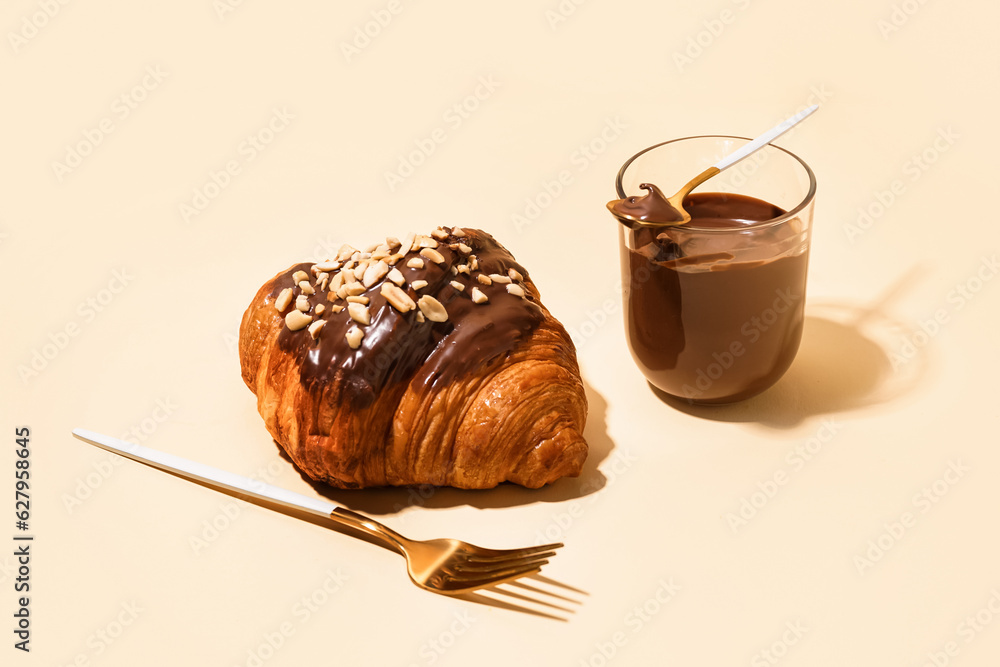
73, 429, 410, 551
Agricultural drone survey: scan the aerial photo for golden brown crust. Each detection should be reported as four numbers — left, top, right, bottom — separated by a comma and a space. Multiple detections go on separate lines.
239, 230, 588, 489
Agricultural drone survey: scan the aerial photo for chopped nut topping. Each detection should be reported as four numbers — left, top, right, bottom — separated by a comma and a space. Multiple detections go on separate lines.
346, 295, 370, 304
452, 227, 466, 237
344, 282, 366, 296
431, 228, 449, 240
476, 274, 492, 286
342, 269, 358, 284
353, 260, 370, 281
456, 264, 470, 275
386, 253, 404, 266
420, 248, 446, 264
295, 295, 310, 311
292, 270, 309, 283
489, 273, 511, 284
386, 236, 401, 250
415, 235, 439, 249
351, 251, 362, 262
381, 282, 416, 312
416, 311, 425, 323
315, 260, 340, 272
417, 295, 448, 322
400, 232, 417, 253
371, 248, 391, 261
506, 284, 526, 297
346, 326, 364, 349
316, 272, 330, 290
450, 266, 458, 275
362, 259, 389, 287
285, 310, 312, 331
364, 241, 380, 253
308, 320, 325, 339
411, 279, 428, 290
508, 268, 523, 282
331, 304, 345, 313
342, 259, 356, 272
327, 290, 339, 302
450, 280, 465, 292
457, 243, 472, 255
360, 251, 372, 260
469, 255, 479, 270
407, 257, 425, 269
387, 267, 405, 286
328, 271, 345, 293
275, 287, 293, 311
314, 304, 326, 316
299, 281, 316, 295
471, 287, 489, 304
347, 302, 371, 325
336, 244, 356, 262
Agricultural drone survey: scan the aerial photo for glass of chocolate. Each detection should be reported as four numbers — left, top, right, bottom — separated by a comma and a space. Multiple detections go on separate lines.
610, 136, 816, 404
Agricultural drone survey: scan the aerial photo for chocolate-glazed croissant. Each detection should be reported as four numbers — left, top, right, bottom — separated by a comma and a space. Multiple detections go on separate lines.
239, 227, 588, 489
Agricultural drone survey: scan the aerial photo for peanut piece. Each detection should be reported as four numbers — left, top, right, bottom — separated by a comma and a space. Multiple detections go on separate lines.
387, 267, 405, 286
471, 287, 488, 304
420, 248, 446, 264
347, 302, 371, 325
275, 287, 293, 312
417, 295, 448, 322
346, 326, 364, 349
285, 310, 312, 331
381, 282, 416, 312
308, 320, 325, 339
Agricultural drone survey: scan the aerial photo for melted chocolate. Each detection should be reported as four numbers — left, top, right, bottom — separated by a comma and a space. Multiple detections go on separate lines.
618, 192, 809, 403
270, 229, 544, 405
609, 183, 686, 223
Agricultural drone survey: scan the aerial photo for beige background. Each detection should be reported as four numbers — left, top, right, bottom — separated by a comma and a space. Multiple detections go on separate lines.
3, 0, 999, 665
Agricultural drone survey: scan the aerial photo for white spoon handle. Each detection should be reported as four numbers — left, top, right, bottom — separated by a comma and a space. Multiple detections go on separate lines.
713, 104, 818, 172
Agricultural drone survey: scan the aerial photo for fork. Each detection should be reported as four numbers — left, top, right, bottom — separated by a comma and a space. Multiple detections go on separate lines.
72, 429, 560, 595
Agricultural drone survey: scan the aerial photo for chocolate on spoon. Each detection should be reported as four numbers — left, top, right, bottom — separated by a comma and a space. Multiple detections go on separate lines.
608, 105, 818, 227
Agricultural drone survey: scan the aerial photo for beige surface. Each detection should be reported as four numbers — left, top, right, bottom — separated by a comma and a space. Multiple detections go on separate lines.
3, 0, 1000, 665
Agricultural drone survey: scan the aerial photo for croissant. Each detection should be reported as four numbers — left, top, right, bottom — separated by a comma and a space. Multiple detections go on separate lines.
239, 227, 588, 489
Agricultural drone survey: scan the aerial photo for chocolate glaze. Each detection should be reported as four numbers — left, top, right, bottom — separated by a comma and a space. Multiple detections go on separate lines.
619, 192, 809, 403
270, 228, 544, 406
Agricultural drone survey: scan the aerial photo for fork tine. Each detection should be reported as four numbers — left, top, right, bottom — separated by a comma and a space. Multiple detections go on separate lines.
446, 564, 546, 591
459, 542, 563, 562
450, 552, 554, 573
450, 559, 548, 582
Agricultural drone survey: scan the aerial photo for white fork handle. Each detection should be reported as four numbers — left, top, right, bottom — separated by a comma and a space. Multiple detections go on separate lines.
72, 428, 338, 519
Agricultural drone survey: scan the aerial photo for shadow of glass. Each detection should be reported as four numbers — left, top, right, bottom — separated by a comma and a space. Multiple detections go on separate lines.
655, 301, 929, 429
293, 378, 615, 515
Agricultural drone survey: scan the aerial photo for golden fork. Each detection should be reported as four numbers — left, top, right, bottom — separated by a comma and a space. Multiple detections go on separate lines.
72, 429, 560, 595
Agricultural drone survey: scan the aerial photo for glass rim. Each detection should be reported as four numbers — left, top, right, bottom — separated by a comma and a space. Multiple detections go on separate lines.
614, 134, 817, 232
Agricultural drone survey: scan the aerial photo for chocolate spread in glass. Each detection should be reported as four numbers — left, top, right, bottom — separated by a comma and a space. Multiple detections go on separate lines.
618, 190, 809, 403
268, 229, 544, 407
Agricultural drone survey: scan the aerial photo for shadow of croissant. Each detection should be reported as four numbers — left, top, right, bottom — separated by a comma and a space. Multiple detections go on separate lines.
291, 378, 615, 515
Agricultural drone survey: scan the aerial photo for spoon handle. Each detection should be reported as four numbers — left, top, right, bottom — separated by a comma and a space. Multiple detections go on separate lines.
713, 104, 818, 172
